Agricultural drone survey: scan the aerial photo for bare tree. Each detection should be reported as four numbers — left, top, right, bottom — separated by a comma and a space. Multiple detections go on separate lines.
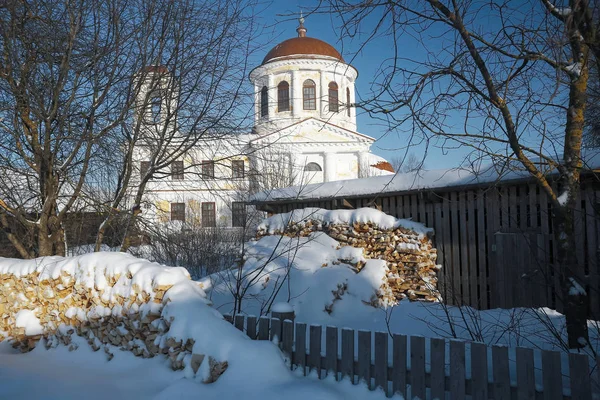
320, 0, 599, 348
0, 0, 259, 257
391, 153, 424, 173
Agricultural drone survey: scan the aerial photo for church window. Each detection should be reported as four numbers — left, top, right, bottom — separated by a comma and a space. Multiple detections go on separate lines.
277, 81, 290, 112
303, 80, 316, 110
201, 202, 216, 227
346, 87, 351, 117
232, 160, 244, 179
260, 86, 268, 117
232, 202, 246, 227
304, 162, 322, 171
146, 91, 162, 124
202, 160, 215, 179
329, 82, 339, 112
171, 202, 185, 222
171, 161, 184, 180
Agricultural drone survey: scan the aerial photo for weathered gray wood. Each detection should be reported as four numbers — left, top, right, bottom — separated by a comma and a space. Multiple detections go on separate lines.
450, 192, 462, 304
341, 328, 354, 383
516, 347, 535, 400
392, 334, 407, 397
430, 338, 445, 400
270, 318, 281, 343
295, 323, 307, 375
449, 340, 465, 400
247, 316, 257, 339
467, 190, 479, 307
224, 314, 233, 324
487, 189, 500, 308
325, 326, 338, 378
282, 320, 294, 360
357, 330, 371, 387
234, 315, 244, 331
569, 352, 592, 400
495, 234, 507, 308
309, 325, 322, 378
476, 189, 488, 309
492, 345, 511, 400
585, 189, 599, 319
374, 331, 388, 393
441, 193, 454, 305
411, 336, 426, 400
433, 202, 448, 300
541, 350, 563, 400
258, 317, 269, 341
458, 191, 471, 305
471, 342, 488, 400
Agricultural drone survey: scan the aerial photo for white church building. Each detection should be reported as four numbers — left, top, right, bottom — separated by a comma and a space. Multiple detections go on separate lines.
134, 18, 393, 228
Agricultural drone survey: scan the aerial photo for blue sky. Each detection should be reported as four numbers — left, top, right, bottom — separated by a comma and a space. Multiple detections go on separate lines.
247, 1, 474, 170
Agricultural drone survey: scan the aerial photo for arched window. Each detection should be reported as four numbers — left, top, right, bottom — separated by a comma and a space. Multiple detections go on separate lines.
146, 91, 162, 124
346, 87, 351, 117
304, 162, 322, 171
328, 82, 339, 112
303, 80, 316, 110
260, 86, 268, 117
277, 81, 290, 112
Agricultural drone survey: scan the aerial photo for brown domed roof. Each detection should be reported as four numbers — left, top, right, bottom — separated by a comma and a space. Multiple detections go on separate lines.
262, 37, 344, 64
371, 161, 395, 173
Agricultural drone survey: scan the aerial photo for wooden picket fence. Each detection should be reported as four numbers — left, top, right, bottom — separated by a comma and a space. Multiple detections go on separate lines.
225, 314, 600, 399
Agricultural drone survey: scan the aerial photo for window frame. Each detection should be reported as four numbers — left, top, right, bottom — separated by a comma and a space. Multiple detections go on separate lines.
303, 80, 316, 110
231, 201, 246, 227
328, 82, 339, 113
171, 202, 185, 222
201, 202, 216, 228
171, 160, 184, 180
232, 160, 245, 179
277, 81, 290, 112
304, 162, 322, 172
201, 160, 215, 179
260, 86, 268, 117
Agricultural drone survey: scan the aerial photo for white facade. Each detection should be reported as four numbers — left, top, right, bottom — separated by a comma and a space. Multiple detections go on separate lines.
133, 21, 393, 228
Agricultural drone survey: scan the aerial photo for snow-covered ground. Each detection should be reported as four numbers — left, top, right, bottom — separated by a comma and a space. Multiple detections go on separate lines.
0, 252, 389, 400
201, 209, 600, 355
0, 335, 384, 400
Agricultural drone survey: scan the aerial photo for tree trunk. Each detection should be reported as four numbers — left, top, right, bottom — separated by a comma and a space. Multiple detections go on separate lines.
554, 205, 589, 348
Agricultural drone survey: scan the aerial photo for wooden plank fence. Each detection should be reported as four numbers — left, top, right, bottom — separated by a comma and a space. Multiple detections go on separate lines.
225, 314, 600, 400
254, 181, 600, 319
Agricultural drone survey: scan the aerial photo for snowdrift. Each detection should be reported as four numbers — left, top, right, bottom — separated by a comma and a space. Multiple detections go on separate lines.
203, 208, 440, 319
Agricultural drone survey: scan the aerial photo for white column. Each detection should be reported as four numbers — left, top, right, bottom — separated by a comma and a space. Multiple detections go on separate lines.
267, 74, 275, 118
254, 84, 260, 124
350, 81, 357, 126
320, 71, 326, 118
291, 70, 301, 118
358, 151, 369, 178
324, 152, 336, 182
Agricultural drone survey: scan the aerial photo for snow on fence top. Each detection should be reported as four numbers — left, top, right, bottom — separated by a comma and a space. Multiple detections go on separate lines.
251, 151, 600, 202
257, 207, 432, 237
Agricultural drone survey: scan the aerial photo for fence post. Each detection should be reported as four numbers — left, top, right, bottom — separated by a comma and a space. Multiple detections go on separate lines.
247, 316, 257, 339
569, 353, 592, 400
258, 316, 269, 340
341, 328, 354, 383
325, 326, 338, 379
374, 331, 388, 394
234, 315, 244, 331
310, 324, 322, 378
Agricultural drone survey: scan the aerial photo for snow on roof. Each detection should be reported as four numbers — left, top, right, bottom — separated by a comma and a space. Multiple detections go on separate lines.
252, 150, 600, 202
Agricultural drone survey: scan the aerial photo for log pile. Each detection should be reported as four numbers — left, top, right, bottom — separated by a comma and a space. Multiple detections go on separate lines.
256, 219, 440, 304
0, 267, 227, 383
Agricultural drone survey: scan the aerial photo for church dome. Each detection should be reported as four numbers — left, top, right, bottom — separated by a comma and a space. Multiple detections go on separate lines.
262, 37, 344, 64
262, 17, 344, 65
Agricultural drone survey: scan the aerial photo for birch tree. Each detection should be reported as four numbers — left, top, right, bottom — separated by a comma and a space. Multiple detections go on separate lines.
323, 0, 599, 348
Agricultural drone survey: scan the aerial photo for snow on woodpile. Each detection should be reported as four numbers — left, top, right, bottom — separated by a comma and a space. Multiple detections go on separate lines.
0, 253, 261, 383
256, 208, 439, 303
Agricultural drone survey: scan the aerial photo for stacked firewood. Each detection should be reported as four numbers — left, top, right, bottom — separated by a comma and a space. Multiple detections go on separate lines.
0, 269, 227, 382
257, 219, 440, 303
